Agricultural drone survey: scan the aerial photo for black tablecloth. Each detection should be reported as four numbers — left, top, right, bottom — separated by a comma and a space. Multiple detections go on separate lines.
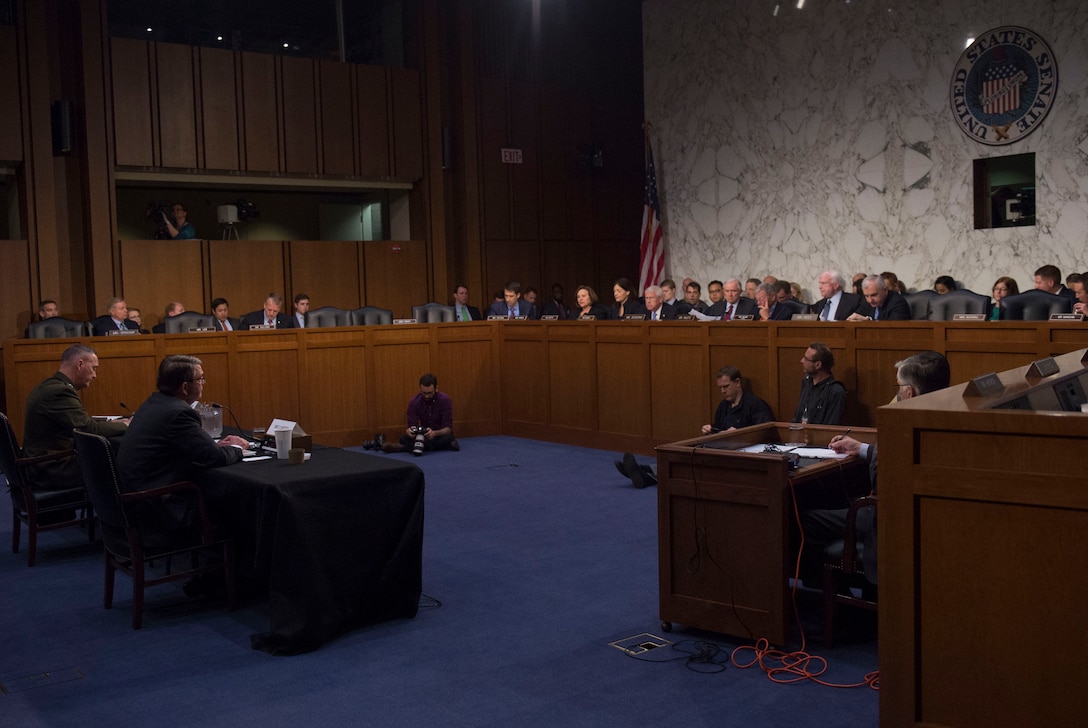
200, 448, 424, 655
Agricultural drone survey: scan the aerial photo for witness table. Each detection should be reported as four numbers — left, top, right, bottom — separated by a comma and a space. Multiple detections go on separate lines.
199, 447, 424, 655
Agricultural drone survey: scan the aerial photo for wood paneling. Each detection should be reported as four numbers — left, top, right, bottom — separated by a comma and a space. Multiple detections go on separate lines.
280, 57, 318, 174
319, 60, 355, 176
362, 240, 429, 318
484, 239, 540, 300
240, 51, 279, 172
6, 323, 1086, 454
199, 46, 240, 170
119, 239, 207, 330
508, 83, 538, 240
208, 239, 286, 315
111, 38, 154, 167
0, 240, 32, 340
479, 78, 509, 240
288, 240, 361, 310
356, 64, 390, 178
155, 43, 198, 168
390, 68, 423, 181
0, 26, 22, 162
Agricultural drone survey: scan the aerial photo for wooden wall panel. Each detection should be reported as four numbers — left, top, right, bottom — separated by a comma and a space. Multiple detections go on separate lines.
0, 240, 32, 341
369, 338, 431, 430
542, 240, 596, 307
509, 83, 539, 240
390, 68, 423, 181
356, 64, 389, 178
120, 239, 207, 330
299, 331, 368, 442
208, 239, 286, 316
229, 334, 300, 429
0, 26, 22, 162
110, 38, 154, 167
649, 334, 707, 440
547, 339, 596, 430
240, 52, 280, 172
155, 43, 198, 168
432, 335, 499, 435
319, 60, 355, 176
596, 338, 650, 437
199, 46, 240, 171
485, 239, 541, 303
479, 78, 510, 240
280, 57, 318, 174
288, 240, 362, 310
501, 336, 548, 425
362, 240, 428, 317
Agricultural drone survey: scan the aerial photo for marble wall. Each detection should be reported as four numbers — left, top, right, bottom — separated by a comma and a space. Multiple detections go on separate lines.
643, 0, 1088, 300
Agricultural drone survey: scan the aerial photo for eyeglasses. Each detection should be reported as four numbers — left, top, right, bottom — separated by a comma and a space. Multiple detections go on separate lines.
189, 376, 206, 383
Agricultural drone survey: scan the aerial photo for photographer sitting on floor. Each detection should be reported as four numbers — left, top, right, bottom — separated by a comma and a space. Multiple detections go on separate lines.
380, 373, 459, 456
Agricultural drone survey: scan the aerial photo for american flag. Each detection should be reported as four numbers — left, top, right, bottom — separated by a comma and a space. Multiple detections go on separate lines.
982, 63, 1023, 115
639, 140, 664, 293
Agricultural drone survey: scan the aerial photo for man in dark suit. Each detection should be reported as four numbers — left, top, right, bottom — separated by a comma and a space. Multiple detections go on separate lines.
706, 278, 758, 319
210, 297, 242, 331
810, 270, 865, 320
117, 355, 248, 533
754, 282, 796, 320
23, 343, 129, 491
488, 281, 538, 319
807, 351, 951, 585
644, 285, 672, 320
290, 293, 310, 328
1034, 264, 1076, 301
848, 275, 911, 321
90, 298, 142, 336
539, 283, 569, 320
240, 293, 295, 329
452, 284, 482, 321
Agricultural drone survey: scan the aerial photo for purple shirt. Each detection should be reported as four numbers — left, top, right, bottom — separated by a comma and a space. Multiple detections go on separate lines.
406, 391, 453, 431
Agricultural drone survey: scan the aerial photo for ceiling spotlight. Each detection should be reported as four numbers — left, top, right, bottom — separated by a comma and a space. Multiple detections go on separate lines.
965, 36, 975, 48
796, 0, 804, 8
145, 27, 153, 33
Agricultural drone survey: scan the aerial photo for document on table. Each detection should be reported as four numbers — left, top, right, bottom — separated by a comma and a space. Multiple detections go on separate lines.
737, 443, 847, 459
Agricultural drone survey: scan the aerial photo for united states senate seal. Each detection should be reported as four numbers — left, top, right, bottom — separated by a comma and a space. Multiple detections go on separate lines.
949, 26, 1057, 146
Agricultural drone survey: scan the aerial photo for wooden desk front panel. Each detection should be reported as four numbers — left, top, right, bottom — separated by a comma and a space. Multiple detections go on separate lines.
879, 400, 1088, 728
5, 322, 1088, 450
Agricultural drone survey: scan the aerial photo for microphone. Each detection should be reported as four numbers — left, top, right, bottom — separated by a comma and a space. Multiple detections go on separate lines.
119, 401, 136, 417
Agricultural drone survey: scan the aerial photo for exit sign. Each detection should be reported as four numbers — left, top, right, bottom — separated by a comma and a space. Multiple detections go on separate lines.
501, 148, 523, 164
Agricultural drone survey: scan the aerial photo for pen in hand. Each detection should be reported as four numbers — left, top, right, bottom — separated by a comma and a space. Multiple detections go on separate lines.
830, 428, 851, 445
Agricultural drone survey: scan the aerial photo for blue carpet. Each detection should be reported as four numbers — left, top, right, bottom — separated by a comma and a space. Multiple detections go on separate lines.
0, 437, 877, 726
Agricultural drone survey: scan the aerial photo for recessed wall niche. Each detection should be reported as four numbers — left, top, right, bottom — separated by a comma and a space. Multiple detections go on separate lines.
973, 153, 1035, 229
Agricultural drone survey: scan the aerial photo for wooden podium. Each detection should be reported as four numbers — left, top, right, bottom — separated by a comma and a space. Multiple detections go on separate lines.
880, 348, 1088, 727
656, 422, 875, 646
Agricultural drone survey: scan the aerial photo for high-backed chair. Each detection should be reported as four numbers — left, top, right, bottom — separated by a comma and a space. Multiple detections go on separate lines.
999, 289, 1072, 320
777, 300, 807, 319
412, 303, 456, 323
72, 429, 236, 629
349, 306, 393, 326
163, 312, 215, 333
821, 495, 877, 648
0, 412, 95, 566
927, 289, 991, 320
27, 317, 90, 339
903, 290, 940, 320
306, 306, 351, 327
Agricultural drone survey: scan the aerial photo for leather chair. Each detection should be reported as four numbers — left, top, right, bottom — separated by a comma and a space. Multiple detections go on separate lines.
903, 290, 940, 320
163, 312, 215, 333
27, 317, 90, 339
412, 302, 456, 323
927, 289, 991, 320
999, 289, 1072, 320
306, 306, 351, 327
0, 412, 95, 566
72, 429, 236, 629
349, 306, 393, 326
821, 495, 877, 648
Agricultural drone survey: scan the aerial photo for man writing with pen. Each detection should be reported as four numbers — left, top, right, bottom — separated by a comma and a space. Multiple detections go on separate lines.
615, 365, 774, 488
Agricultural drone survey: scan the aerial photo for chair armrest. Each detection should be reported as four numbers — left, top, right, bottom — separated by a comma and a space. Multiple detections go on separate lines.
15, 449, 75, 466
119, 481, 216, 544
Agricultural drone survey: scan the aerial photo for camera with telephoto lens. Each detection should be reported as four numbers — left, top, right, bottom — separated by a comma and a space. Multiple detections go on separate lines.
409, 425, 426, 456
